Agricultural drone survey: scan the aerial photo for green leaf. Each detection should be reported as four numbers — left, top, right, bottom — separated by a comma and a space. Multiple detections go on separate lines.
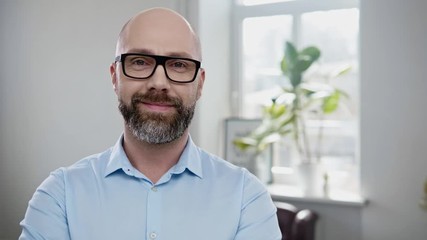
331, 65, 352, 78
294, 58, 313, 72
260, 133, 282, 145
233, 137, 257, 150
293, 47, 320, 73
301, 88, 316, 97
285, 42, 298, 67
271, 104, 286, 118
280, 57, 289, 75
289, 72, 302, 87
275, 92, 296, 106
300, 46, 321, 62
322, 90, 341, 113
264, 102, 286, 119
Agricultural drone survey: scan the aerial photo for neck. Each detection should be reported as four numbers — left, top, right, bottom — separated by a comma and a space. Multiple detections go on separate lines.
122, 127, 189, 184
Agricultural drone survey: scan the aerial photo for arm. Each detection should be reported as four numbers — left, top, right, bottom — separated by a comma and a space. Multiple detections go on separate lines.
234, 170, 282, 240
19, 169, 71, 240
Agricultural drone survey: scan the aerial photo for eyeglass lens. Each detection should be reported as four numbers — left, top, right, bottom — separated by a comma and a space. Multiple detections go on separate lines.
123, 55, 198, 82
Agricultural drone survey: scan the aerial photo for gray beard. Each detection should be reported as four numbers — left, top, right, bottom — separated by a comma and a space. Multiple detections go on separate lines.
118, 91, 196, 144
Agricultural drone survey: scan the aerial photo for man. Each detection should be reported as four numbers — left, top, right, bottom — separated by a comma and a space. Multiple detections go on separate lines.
20, 8, 281, 240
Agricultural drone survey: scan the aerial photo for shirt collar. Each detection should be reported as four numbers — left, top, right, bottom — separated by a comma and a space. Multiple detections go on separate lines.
104, 134, 203, 179
104, 135, 131, 177
170, 136, 203, 178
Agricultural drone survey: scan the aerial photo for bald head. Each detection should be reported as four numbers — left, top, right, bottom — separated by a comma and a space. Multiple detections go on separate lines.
115, 8, 202, 60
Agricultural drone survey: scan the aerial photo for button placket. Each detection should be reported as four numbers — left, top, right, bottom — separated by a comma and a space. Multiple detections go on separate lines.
146, 185, 162, 240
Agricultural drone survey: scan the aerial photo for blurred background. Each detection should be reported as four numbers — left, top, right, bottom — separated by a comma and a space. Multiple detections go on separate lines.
1, 0, 427, 239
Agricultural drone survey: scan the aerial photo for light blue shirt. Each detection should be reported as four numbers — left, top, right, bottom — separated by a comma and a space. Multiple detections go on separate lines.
20, 135, 281, 240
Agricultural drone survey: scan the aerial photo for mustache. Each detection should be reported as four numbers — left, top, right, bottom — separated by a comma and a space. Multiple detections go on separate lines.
130, 91, 181, 107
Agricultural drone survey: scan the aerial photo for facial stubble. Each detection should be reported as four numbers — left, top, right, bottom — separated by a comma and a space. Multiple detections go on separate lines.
118, 91, 195, 144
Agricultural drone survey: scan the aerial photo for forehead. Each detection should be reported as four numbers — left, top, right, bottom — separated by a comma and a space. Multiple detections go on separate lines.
118, 14, 199, 59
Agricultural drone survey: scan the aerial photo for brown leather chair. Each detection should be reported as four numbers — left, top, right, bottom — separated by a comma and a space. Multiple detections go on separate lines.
275, 202, 318, 240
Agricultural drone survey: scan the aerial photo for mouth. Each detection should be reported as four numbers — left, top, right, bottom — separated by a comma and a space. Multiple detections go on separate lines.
140, 101, 176, 112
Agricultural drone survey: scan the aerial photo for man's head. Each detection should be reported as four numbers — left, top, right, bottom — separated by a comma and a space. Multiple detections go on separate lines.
110, 8, 205, 144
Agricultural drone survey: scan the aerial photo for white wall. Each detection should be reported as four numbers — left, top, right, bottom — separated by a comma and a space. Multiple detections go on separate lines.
0, 1, 187, 239
192, 0, 232, 156
360, 0, 427, 239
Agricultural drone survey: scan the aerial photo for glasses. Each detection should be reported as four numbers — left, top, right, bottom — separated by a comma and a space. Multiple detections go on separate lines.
115, 53, 201, 83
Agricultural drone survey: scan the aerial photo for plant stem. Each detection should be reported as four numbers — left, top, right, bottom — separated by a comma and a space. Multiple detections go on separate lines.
292, 92, 304, 162
316, 114, 324, 163
293, 91, 311, 163
299, 112, 312, 163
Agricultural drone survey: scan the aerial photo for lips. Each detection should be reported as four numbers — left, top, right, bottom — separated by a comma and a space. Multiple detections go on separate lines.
140, 101, 176, 112
142, 101, 175, 107
130, 91, 181, 113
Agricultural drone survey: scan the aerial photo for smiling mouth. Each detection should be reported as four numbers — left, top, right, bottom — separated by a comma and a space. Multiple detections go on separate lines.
140, 101, 176, 112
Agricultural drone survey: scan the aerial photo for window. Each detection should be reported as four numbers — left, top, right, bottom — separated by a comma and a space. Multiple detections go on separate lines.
231, 0, 360, 194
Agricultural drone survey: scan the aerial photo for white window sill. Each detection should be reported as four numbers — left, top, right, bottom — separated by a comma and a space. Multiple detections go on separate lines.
268, 183, 368, 207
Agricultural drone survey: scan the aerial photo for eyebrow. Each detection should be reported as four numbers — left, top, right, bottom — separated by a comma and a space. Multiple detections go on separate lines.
126, 48, 194, 59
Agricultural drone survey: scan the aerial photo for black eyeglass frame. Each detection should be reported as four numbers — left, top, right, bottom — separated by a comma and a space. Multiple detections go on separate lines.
115, 53, 202, 83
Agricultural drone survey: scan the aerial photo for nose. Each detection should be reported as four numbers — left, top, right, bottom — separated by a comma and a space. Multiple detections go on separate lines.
146, 64, 171, 91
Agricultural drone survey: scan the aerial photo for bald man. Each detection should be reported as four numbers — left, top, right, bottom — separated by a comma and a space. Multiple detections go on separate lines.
19, 8, 281, 240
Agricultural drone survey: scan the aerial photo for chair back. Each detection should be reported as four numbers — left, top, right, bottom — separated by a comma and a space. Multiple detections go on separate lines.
275, 202, 318, 240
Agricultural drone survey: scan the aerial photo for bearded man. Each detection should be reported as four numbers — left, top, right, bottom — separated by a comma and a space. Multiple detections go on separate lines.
19, 8, 281, 240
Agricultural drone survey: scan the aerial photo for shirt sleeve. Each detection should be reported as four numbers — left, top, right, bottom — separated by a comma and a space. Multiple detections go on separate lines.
19, 168, 71, 240
234, 170, 282, 240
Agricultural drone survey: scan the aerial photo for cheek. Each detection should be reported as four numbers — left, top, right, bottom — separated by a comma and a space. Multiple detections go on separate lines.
192, 81, 204, 104
182, 86, 200, 105
115, 81, 143, 103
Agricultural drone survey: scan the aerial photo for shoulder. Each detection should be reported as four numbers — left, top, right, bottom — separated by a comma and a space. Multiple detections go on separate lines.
197, 147, 243, 174
196, 146, 265, 190
41, 147, 113, 190
64, 148, 112, 175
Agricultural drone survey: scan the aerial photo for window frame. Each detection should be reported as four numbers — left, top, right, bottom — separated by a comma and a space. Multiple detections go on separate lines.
230, 0, 361, 193
230, 0, 359, 116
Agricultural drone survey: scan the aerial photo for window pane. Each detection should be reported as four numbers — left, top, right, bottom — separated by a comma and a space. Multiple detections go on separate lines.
240, 10, 360, 122
301, 8, 360, 119
239, 8, 360, 191
242, 15, 293, 117
298, 8, 360, 190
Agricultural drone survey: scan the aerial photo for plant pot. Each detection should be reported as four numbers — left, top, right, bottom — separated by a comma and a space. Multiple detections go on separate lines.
295, 162, 327, 197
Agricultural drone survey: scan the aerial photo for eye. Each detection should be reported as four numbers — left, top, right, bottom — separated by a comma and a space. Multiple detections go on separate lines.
168, 60, 194, 73
171, 61, 187, 69
126, 56, 155, 70
131, 58, 149, 66
135, 60, 145, 65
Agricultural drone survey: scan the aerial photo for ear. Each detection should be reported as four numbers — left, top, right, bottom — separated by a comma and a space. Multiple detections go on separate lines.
196, 68, 205, 100
110, 63, 118, 95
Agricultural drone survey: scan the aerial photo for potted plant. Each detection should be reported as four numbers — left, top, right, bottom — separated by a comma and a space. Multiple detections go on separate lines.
234, 42, 351, 191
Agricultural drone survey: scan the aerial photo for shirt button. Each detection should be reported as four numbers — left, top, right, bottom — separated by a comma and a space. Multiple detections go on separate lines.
151, 186, 158, 192
150, 232, 157, 239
